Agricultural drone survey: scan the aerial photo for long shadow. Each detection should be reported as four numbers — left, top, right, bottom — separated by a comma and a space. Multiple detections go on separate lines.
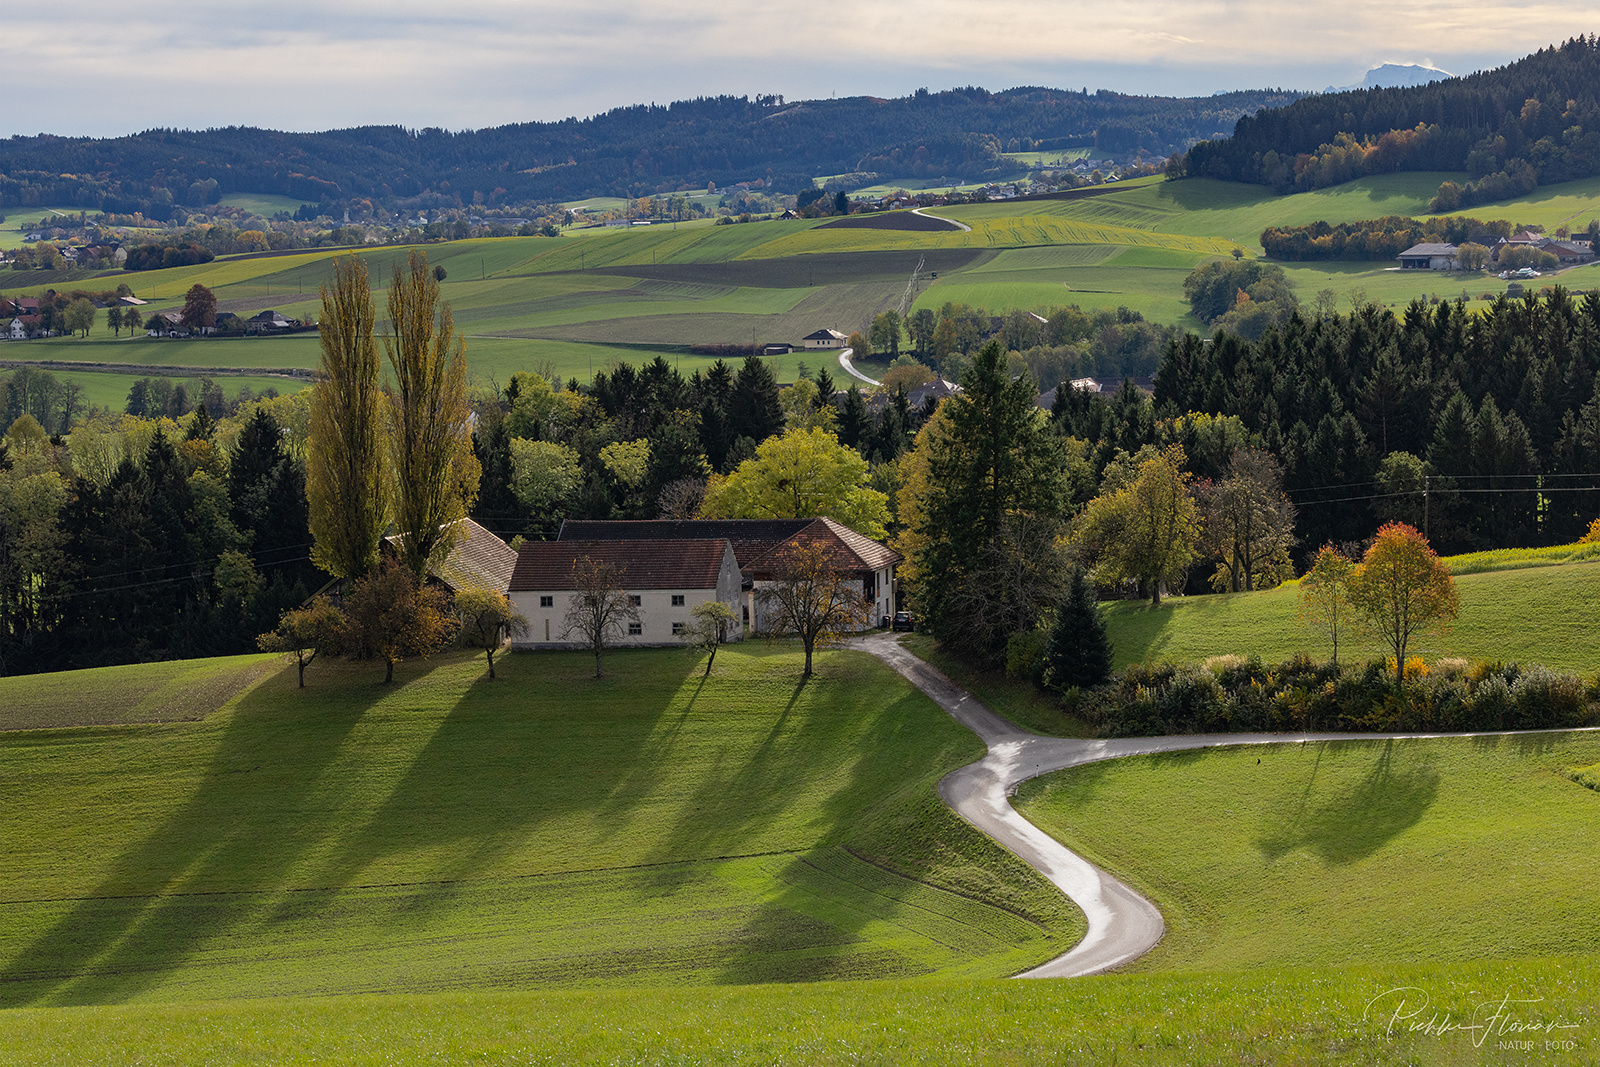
0, 661, 385, 1007
1256, 740, 1440, 864
300, 649, 683, 915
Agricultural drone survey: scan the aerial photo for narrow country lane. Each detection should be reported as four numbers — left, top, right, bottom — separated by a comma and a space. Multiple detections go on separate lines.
850, 632, 1600, 978
836, 346, 878, 386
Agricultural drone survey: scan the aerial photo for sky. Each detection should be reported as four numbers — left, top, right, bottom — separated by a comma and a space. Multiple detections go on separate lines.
3, 3, 1593, 139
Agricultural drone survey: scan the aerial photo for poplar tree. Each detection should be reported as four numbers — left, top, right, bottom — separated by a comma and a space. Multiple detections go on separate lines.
307, 255, 387, 580
383, 250, 480, 581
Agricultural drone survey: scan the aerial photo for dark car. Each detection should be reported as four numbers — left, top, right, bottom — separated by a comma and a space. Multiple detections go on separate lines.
891, 611, 915, 632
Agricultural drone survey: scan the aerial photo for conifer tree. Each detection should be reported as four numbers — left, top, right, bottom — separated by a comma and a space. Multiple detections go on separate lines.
1046, 567, 1112, 691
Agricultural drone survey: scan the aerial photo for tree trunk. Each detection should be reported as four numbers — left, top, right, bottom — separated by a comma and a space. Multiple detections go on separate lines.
594, 650, 603, 679
384, 656, 395, 684
703, 645, 717, 677
803, 638, 814, 676
486, 647, 496, 679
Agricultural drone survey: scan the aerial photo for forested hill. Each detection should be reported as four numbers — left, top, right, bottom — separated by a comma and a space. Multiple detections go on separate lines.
0, 86, 1300, 219
1179, 36, 1600, 209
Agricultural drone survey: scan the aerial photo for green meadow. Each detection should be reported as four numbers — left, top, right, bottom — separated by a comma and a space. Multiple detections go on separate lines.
1017, 732, 1600, 973
1104, 559, 1600, 673
4, 956, 1595, 1065
4, 170, 1598, 398
0, 644, 1081, 1007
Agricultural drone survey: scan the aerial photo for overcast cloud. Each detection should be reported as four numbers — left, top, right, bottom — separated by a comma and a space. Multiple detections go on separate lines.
4, 2, 1592, 137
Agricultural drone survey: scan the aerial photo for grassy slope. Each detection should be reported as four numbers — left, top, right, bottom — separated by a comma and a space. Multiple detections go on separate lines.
1104, 560, 1600, 672
0, 644, 1081, 1007
1016, 733, 1600, 973
2, 954, 1594, 1066
5, 171, 1594, 392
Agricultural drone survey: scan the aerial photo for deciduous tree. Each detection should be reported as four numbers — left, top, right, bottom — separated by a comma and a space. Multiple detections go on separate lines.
307, 255, 388, 580
699, 426, 889, 538
562, 555, 639, 678
756, 539, 871, 676
687, 599, 735, 676
1346, 522, 1458, 688
1297, 543, 1355, 665
257, 597, 344, 687
1075, 444, 1201, 606
340, 563, 458, 683
454, 586, 528, 679
180, 283, 217, 332
1201, 448, 1295, 592
383, 250, 480, 581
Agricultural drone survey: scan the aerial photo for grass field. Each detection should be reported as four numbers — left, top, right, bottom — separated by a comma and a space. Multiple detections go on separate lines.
0, 643, 1082, 1007
1018, 732, 1600, 975
4, 170, 1595, 399
214, 193, 313, 217
1103, 560, 1600, 672
4, 954, 1594, 1065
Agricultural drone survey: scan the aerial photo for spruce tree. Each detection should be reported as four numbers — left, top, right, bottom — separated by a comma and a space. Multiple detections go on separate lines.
1046, 567, 1112, 691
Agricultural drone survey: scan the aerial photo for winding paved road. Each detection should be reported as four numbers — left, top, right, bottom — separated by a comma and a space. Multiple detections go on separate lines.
851, 632, 1600, 978
836, 346, 878, 386
912, 207, 971, 232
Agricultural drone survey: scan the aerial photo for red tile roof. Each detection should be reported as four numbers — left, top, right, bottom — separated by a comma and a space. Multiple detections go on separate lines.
509, 539, 732, 591
745, 517, 901, 575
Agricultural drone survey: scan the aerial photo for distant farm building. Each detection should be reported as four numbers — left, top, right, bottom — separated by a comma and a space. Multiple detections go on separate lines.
801, 328, 848, 350
1397, 243, 1460, 270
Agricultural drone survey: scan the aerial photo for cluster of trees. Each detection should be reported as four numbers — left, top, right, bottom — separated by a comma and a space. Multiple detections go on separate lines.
1259, 215, 1533, 262
1182, 259, 1299, 338
0, 87, 1302, 216
123, 243, 216, 272
1153, 288, 1600, 556
0, 402, 317, 675
1180, 37, 1600, 204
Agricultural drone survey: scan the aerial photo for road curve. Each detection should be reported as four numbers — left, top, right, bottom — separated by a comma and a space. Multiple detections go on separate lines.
836, 346, 879, 386
851, 632, 1600, 978
912, 207, 972, 232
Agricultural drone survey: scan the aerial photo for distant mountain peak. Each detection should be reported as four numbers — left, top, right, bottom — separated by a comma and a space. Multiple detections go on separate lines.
1325, 63, 1455, 93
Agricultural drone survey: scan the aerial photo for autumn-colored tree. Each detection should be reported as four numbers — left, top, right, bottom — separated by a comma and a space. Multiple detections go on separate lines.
64, 297, 95, 338
307, 255, 388, 580
1297, 543, 1355, 665
687, 599, 735, 676
454, 586, 529, 679
562, 556, 640, 678
384, 250, 480, 581
257, 597, 344, 687
1346, 522, 1459, 688
699, 427, 889, 539
756, 539, 872, 676
340, 564, 458, 683
1075, 444, 1202, 606
180, 283, 217, 332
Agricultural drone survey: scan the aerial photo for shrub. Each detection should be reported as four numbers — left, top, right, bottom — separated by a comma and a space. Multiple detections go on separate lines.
1005, 628, 1049, 686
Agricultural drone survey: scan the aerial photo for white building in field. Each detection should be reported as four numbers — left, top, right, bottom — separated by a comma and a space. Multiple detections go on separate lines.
509, 538, 743, 648
801, 328, 848, 350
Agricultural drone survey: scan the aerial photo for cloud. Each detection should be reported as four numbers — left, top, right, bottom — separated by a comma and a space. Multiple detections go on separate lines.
3, 1, 1594, 136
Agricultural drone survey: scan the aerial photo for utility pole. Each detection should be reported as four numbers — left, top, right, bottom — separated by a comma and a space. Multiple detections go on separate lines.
1424, 475, 1430, 538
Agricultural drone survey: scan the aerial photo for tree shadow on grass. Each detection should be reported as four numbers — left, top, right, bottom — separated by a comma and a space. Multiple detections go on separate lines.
0, 659, 392, 1007
294, 648, 685, 918
1256, 740, 1439, 865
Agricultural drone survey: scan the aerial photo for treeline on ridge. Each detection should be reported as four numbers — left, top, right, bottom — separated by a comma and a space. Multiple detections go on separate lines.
0, 86, 1301, 218
1179, 36, 1600, 205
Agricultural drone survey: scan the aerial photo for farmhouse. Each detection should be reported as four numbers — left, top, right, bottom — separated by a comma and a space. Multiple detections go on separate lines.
1397, 242, 1460, 270
801, 328, 848, 350
556, 517, 901, 631
508, 538, 744, 648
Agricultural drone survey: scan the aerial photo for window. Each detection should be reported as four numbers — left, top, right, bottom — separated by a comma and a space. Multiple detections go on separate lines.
629, 594, 641, 607
539, 596, 553, 608
671, 594, 685, 607
628, 622, 642, 636
672, 622, 685, 635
